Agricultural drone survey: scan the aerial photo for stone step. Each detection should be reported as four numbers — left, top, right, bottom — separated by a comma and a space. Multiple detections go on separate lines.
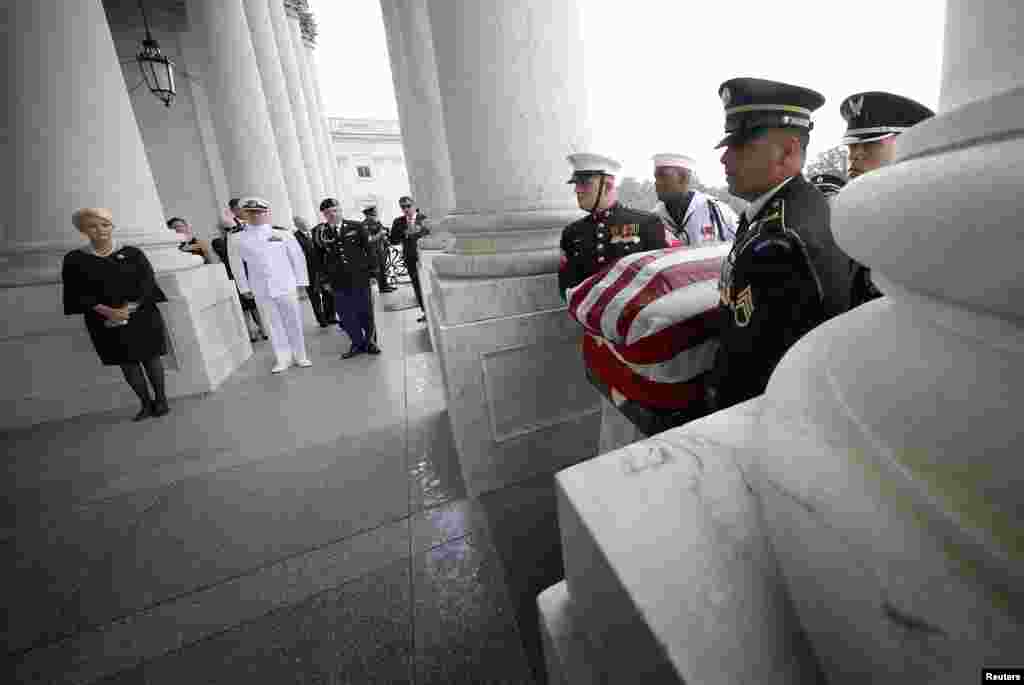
553, 398, 825, 684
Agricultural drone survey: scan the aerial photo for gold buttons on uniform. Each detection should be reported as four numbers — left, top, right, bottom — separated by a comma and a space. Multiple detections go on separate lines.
597, 255, 606, 263
596, 243, 604, 252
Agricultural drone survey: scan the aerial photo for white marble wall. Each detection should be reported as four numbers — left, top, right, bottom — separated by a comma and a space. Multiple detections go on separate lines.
548, 399, 824, 684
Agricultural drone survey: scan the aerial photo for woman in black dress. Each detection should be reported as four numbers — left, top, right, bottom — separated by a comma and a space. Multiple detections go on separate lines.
62, 207, 171, 421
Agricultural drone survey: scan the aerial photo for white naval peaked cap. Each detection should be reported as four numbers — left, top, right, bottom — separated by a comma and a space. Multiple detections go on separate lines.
239, 197, 270, 210
651, 153, 696, 170
566, 152, 622, 183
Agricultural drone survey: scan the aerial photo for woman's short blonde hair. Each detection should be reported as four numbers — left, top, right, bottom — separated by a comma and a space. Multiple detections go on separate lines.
71, 207, 113, 230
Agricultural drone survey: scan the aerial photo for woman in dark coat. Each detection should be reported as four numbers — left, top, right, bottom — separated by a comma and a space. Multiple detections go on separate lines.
62, 207, 171, 420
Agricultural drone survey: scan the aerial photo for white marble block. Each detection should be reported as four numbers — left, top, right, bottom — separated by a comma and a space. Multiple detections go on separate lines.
0, 264, 250, 430
424, 260, 602, 496
537, 581, 604, 685
554, 399, 825, 684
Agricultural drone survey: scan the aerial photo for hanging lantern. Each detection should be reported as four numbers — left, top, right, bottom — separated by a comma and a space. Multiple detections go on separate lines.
135, 1, 175, 107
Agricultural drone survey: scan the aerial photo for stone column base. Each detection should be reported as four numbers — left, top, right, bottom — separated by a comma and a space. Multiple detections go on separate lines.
420, 246, 601, 497
0, 264, 251, 431
554, 398, 825, 683
537, 581, 603, 685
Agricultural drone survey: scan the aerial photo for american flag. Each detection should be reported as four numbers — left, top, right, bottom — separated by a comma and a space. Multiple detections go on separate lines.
566, 244, 728, 410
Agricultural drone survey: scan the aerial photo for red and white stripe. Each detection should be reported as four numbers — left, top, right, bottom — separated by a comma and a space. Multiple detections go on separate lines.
566, 243, 729, 409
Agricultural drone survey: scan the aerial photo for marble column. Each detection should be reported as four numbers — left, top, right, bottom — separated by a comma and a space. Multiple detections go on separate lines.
748, 0, 1024, 680
379, 0, 421, 202
380, 0, 455, 223
302, 39, 339, 200
186, 0, 292, 221
395, 0, 599, 497
274, 2, 324, 212
3, 0, 195, 282
244, 0, 314, 225
288, 15, 331, 205
425, 0, 590, 268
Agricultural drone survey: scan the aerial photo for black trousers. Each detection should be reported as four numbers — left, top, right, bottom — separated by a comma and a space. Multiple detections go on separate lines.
306, 283, 336, 325
406, 258, 424, 311
374, 242, 390, 290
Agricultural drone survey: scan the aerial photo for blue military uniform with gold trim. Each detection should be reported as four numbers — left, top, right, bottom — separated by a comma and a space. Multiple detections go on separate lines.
558, 203, 668, 299
709, 175, 829, 409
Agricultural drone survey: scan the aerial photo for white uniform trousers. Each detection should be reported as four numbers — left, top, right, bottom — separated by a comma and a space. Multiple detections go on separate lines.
254, 292, 308, 366
597, 396, 647, 455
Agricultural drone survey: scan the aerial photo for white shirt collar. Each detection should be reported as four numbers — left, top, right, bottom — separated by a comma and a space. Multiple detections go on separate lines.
742, 175, 797, 223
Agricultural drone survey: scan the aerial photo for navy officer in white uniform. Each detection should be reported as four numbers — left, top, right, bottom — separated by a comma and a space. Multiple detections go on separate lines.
228, 197, 313, 373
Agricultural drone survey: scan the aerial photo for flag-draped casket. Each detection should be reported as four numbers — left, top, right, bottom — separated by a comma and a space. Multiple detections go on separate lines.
565, 243, 730, 435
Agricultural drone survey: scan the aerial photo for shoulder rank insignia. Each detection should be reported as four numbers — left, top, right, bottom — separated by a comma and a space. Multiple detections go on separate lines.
733, 285, 754, 327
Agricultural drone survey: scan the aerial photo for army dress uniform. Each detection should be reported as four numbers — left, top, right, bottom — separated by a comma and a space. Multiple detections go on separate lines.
362, 206, 394, 293
707, 78, 849, 412
839, 91, 935, 309
315, 219, 380, 357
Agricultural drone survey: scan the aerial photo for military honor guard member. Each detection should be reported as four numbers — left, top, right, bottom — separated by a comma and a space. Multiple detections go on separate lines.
839, 91, 934, 307
558, 152, 671, 299
227, 197, 313, 374
650, 152, 738, 246
559, 152, 674, 452
810, 173, 847, 205
362, 206, 395, 293
708, 77, 854, 412
315, 198, 381, 359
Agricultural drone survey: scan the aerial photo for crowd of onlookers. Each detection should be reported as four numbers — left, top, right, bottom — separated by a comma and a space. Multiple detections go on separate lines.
58, 194, 435, 422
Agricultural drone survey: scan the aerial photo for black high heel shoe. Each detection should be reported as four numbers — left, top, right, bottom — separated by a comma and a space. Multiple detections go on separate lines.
151, 399, 170, 417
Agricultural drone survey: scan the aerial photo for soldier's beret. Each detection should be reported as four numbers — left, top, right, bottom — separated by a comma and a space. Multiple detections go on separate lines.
320, 198, 340, 212
839, 91, 934, 145
716, 77, 825, 149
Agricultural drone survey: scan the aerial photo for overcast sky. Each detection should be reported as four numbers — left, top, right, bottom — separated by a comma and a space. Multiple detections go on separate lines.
308, 1, 947, 187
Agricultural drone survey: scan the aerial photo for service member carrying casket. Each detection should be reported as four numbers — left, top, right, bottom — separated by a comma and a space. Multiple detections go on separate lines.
838, 91, 934, 307
559, 152, 679, 452
709, 77, 854, 412
558, 153, 674, 301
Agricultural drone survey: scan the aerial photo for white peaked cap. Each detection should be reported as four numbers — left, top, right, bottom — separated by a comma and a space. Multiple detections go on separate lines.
566, 152, 622, 177
651, 153, 696, 170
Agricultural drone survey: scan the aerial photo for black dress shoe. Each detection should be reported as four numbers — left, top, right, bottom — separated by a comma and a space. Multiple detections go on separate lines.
417, 315, 426, 323
260, 332, 269, 340
366, 344, 382, 355
341, 347, 364, 359
318, 321, 329, 328
151, 399, 170, 417
133, 403, 154, 421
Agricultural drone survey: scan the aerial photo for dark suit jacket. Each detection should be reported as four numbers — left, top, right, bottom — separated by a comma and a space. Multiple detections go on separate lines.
389, 213, 430, 263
